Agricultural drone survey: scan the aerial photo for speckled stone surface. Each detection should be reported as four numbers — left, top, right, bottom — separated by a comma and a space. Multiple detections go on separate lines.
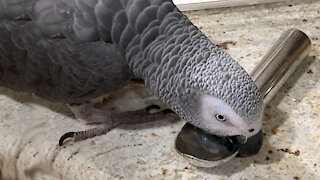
1, 0, 320, 179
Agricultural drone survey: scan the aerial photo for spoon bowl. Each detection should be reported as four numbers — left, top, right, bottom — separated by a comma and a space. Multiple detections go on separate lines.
175, 123, 240, 167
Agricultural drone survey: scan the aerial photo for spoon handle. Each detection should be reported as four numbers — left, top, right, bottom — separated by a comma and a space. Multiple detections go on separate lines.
250, 29, 312, 104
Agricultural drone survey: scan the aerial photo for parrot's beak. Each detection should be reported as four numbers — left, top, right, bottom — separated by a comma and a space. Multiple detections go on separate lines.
235, 135, 248, 144
237, 130, 263, 157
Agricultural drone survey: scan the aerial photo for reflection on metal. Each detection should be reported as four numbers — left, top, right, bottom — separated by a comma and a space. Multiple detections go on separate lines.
175, 123, 240, 167
175, 29, 312, 167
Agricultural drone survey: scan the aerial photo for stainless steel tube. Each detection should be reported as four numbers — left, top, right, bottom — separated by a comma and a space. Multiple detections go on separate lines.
250, 29, 312, 104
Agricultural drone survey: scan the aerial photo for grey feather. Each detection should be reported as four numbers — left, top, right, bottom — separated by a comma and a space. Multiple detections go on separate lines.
0, 0, 263, 137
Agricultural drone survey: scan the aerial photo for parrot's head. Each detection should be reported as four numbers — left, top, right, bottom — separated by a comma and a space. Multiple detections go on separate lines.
196, 93, 264, 143
172, 50, 264, 143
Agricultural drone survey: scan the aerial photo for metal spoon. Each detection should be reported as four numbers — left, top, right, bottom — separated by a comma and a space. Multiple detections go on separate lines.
175, 29, 312, 167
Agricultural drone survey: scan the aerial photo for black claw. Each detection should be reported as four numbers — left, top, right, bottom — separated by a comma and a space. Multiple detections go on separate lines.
59, 132, 75, 146
162, 109, 176, 115
145, 105, 161, 112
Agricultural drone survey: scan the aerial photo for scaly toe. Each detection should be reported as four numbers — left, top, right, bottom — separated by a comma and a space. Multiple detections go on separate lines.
59, 132, 75, 146
145, 105, 161, 112
162, 109, 176, 115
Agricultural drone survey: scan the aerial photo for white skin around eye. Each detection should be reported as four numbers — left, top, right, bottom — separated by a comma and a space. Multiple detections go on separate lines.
198, 94, 258, 137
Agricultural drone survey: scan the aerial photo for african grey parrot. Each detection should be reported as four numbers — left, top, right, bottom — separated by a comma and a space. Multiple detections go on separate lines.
0, 0, 264, 145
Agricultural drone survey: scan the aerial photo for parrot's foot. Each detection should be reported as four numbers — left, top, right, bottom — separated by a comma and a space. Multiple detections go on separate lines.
59, 105, 175, 145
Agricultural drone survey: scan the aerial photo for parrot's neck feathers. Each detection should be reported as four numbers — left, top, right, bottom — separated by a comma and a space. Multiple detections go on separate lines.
123, 2, 213, 99
120, 0, 264, 138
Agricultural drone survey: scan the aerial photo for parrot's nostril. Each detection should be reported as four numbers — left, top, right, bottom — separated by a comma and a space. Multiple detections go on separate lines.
249, 129, 255, 132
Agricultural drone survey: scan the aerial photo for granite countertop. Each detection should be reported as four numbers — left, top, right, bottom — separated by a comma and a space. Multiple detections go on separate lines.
1, 0, 320, 179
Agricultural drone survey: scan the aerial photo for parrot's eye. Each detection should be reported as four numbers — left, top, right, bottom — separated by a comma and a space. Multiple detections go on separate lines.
215, 114, 226, 121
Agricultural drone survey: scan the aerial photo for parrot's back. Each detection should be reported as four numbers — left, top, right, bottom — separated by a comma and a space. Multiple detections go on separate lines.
0, 0, 265, 143
0, 0, 133, 103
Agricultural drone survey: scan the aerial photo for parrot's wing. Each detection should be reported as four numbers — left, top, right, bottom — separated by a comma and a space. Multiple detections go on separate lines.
0, 0, 131, 103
